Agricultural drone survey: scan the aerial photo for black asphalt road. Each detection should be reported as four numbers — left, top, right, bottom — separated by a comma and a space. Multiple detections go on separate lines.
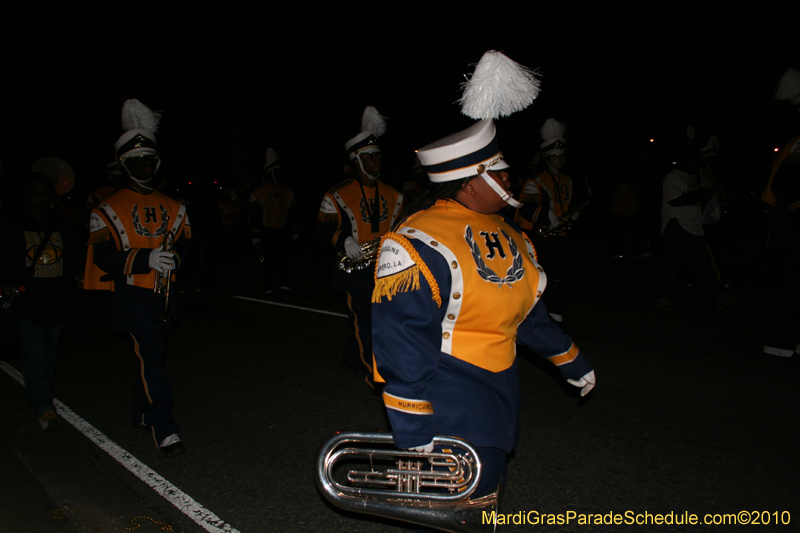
2, 247, 798, 533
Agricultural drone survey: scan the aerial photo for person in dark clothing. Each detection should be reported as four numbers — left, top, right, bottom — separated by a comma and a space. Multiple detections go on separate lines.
0, 172, 82, 430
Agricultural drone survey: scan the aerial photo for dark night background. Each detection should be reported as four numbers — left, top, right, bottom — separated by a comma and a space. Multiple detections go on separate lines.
2, 7, 800, 532
2, 5, 798, 225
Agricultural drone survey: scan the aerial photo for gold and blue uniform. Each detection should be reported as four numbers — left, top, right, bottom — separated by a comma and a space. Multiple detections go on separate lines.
249, 181, 296, 292
317, 177, 402, 380
84, 186, 190, 445
372, 199, 591, 452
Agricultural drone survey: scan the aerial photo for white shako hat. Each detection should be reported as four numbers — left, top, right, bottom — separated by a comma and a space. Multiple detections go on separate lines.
344, 106, 387, 160
264, 147, 281, 171
416, 50, 540, 206
539, 118, 567, 155
417, 118, 507, 182
776, 68, 800, 110
114, 99, 161, 161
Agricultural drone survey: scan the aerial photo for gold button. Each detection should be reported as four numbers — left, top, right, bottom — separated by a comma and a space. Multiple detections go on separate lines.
537, 267, 543, 272
453, 292, 461, 300
120, 230, 125, 235
451, 261, 458, 269
447, 314, 455, 320
536, 291, 542, 297
431, 241, 438, 246
124, 245, 130, 249
112, 216, 117, 220
442, 332, 450, 339
408, 229, 415, 233
178, 214, 183, 218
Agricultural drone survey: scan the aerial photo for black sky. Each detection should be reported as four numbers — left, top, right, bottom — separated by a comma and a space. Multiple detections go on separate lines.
2, 5, 797, 205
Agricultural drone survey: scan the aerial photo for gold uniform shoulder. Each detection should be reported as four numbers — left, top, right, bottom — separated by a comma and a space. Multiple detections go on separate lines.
372, 232, 441, 307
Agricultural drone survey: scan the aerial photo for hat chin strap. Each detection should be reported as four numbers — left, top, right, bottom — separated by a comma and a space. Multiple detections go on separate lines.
121, 157, 161, 191
479, 171, 521, 208
356, 155, 379, 181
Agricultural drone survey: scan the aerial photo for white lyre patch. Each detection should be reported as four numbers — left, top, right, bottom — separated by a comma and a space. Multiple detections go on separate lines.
88, 212, 107, 233
376, 238, 415, 279
319, 196, 337, 214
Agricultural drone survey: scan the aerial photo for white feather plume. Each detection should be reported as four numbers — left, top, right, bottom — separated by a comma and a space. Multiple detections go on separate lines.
702, 135, 720, 153
361, 106, 387, 137
459, 51, 541, 120
775, 68, 800, 101
121, 98, 161, 133
540, 118, 566, 142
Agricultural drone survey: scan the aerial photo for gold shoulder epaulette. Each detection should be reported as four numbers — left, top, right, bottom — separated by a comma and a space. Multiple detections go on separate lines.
372, 232, 441, 307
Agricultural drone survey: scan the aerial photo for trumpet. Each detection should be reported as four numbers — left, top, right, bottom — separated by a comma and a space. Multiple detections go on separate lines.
337, 237, 382, 273
315, 431, 499, 533
153, 232, 174, 322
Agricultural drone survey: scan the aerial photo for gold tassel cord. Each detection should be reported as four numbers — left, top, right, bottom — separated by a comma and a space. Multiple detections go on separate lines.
372, 264, 421, 303
86, 226, 111, 245
317, 212, 338, 224
371, 232, 442, 307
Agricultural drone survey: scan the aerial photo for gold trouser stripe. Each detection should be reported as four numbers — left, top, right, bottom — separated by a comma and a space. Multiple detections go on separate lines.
131, 333, 158, 446
383, 392, 434, 415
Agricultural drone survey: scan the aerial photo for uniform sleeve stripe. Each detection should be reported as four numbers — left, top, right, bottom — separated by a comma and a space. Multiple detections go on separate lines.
124, 249, 139, 276
548, 342, 580, 366
383, 391, 434, 415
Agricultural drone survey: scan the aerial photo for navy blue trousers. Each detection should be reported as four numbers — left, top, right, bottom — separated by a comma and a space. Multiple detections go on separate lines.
129, 323, 180, 446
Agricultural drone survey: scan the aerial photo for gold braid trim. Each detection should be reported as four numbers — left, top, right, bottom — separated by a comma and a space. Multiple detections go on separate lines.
371, 232, 441, 307
317, 212, 338, 224
521, 232, 538, 263
87, 226, 111, 245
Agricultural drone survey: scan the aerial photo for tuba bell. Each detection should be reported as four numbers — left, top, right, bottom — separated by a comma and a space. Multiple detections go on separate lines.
315, 431, 498, 533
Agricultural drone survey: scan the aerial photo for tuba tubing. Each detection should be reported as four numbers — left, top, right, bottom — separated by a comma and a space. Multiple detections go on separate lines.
315, 431, 498, 533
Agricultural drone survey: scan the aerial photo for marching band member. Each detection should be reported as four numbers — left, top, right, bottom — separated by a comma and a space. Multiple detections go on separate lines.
249, 147, 297, 294
514, 118, 592, 324
371, 52, 596, 517
317, 107, 403, 388
762, 68, 800, 358
84, 99, 190, 457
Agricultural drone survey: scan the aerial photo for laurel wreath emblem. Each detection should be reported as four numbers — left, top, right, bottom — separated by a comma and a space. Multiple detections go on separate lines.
360, 196, 388, 224
465, 226, 524, 287
131, 204, 169, 238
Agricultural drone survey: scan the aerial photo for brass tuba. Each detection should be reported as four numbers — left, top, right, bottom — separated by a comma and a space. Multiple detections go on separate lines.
315, 431, 498, 533
337, 237, 382, 273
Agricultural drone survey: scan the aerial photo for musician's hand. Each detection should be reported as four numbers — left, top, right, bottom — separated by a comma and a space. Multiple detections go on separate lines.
567, 370, 596, 397
405, 441, 434, 453
344, 237, 364, 259
149, 246, 176, 273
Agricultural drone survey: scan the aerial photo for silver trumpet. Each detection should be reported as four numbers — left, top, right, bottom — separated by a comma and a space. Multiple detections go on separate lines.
337, 237, 382, 273
315, 432, 499, 533
153, 232, 174, 322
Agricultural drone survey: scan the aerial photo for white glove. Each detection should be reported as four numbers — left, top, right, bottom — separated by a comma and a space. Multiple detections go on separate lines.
567, 370, 596, 397
149, 246, 176, 274
405, 441, 434, 453
344, 236, 364, 259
